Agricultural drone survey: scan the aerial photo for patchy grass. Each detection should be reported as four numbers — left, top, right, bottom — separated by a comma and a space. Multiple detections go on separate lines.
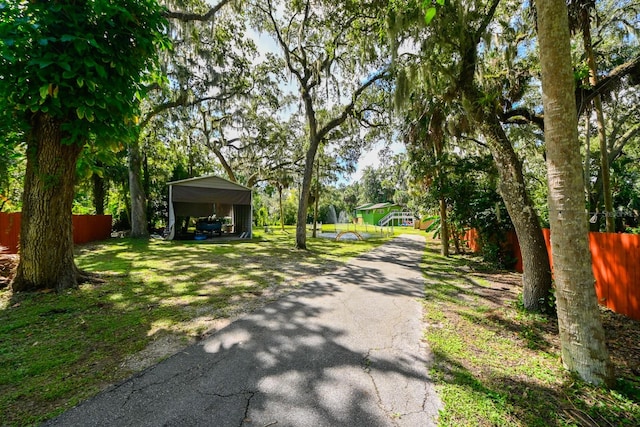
0, 229, 392, 426
421, 239, 640, 426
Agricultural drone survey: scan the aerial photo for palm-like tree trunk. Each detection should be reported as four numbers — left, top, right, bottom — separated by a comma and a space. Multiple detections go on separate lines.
537, 0, 613, 386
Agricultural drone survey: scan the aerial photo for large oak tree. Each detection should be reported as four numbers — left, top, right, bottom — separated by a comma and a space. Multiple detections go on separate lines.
0, 0, 168, 291
392, 0, 553, 311
254, 0, 390, 249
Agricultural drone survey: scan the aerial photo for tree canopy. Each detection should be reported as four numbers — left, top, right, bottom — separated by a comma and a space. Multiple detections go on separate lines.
0, 0, 169, 145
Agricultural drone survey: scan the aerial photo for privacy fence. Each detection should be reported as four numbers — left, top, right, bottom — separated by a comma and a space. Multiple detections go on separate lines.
0, 213, 112, 254
465, 228, 640, 321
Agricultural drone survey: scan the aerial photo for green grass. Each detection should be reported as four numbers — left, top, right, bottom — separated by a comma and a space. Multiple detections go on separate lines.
0, 228, 395, 426
421, 239, 640, 426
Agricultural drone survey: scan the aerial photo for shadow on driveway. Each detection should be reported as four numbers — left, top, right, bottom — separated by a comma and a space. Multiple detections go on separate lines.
45, 235, 440, 427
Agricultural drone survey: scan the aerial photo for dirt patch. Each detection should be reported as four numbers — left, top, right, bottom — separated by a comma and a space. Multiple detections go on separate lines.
462, 267, 640, 384
122, 334, 195, 371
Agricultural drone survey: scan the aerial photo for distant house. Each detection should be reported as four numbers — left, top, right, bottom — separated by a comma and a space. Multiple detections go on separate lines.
355, 202, 415, 226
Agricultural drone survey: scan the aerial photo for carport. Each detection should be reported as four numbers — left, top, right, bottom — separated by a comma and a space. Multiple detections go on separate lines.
167, 175, 252, 240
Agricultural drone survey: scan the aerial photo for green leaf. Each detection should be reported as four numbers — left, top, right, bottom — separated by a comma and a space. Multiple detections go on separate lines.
39, 85, 49, 99
76, 77, 84, 88
60, 35, 76, 42
95, 64, 107, 79
76, 106, 85, 119
436, 0, 445, 5
425, 7, 437, 24
59, 62, 71, 72
29, 59, 55, 69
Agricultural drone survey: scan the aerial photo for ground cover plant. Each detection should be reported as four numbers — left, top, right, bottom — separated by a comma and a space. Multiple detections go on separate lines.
421, 239, 640, 426
0, 228, 392, 426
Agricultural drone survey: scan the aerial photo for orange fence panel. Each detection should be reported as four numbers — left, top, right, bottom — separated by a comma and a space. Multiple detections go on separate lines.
0, 213, 21, 254
465, 227, 640, 321
464, 228, 481, 252
0, 213, 111, 254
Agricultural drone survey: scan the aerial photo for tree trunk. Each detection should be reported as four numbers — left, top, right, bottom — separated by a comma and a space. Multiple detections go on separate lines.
312, 158, 320, 238
584, 115, 591, 202
464, 98, 553, 312
295, 87, 321, 250
213, 147, 237, 183
129, 136, 149, 238
295, 138, 319, 249
439, 196, 449, 257
583, 22, 614, 232
537, 0, 614, 386
12, 114, 83, 292
92, 169, 106, 216
278, 185, 285, 232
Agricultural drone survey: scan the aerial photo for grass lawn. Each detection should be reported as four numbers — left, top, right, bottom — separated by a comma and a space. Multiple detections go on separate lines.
421, 239, 640, 426
0, 226, 395, 426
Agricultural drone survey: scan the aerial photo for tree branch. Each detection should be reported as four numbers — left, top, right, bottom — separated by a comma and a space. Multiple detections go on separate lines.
461, 136, 489, 149
577, 55, 640, 116
500, 108, 545, 130
264, 0, 305, 84
140, 93, 235, 129
164, 0, 230, 21
316, 70, 390, 141
475, 0, 501, 43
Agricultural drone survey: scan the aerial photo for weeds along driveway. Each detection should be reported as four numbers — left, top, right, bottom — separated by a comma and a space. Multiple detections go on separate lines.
45, 234, 441, 427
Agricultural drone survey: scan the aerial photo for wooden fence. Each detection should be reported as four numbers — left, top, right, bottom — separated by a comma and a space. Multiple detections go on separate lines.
0, 212, 112, 254
465, 228, 640, 321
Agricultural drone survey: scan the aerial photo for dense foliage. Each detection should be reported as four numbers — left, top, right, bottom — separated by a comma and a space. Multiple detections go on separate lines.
0, 0, 169, 145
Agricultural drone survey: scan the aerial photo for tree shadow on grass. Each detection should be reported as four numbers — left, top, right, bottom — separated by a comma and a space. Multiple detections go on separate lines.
431, 345, 640, 427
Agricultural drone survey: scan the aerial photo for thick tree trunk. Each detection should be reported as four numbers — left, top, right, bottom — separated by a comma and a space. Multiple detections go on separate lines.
462, 95, 553, 312
12, 115, 83, 292
128, 137, 149, 238
295, 86, 321, 250
483, 120, 552, 311
295, 138, 319, 249
537, 0, 613, 386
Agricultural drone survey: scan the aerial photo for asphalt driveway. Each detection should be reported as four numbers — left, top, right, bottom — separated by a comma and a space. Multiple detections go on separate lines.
44, 234, 441, 427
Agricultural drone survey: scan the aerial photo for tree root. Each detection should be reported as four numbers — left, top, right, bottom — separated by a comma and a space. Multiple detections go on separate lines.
75, 267, 105, 285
